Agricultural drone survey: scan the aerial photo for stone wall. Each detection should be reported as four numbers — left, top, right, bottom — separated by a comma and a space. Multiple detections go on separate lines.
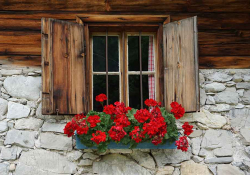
0, 65, 249, 175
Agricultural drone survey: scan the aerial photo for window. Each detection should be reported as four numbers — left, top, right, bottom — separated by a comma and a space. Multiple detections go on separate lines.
41, 15, 199, 115
90, 32, 157, 110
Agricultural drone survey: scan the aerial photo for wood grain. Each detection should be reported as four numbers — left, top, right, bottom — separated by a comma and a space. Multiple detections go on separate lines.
163, 17, 199, 112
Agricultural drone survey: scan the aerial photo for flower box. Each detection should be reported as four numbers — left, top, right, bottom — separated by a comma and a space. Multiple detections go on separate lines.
75, 133, 177, 149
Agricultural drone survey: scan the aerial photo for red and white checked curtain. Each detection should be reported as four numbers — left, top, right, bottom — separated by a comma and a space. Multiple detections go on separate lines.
148, 36, 155, 100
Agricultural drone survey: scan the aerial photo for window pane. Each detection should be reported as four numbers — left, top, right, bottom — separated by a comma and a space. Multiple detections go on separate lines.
93, 75, 106, 111
129, 75, 153, 109
108, 75, 119, 104
93, 36, 106, 72
93, 36, 119, 72
128, 36, 152, 71
93, 75, 120, 111
108, 36, 119, 72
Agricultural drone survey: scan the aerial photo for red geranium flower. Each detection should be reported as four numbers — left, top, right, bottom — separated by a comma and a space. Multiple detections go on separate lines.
95, 94, 107, 102
114, 114, 131, 127
103, 104, 116, 115
182, 122, 193, 136
170, 102, 185, 119
129, 126, 144, 143
108, 126, 127, 142
91, 130, 106, 145
76, 120, 89, 135
152, 136, 163, 145
142, 116, 167, 138
145, 99, 158, 107
87, 115, 101, 128
150, 107, 162, 119
64, 121, 77, 137
175, 136, 189, 152
134, 109, 152, 123
114, 102, 130, 115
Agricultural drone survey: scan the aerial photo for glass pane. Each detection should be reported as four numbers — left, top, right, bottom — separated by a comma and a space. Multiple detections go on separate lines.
93, 75, 120, 111
93, 36, 106, 72
128, 36, 152, 71
93, 75, 106, 111
129, 75, 154, 109
108, 75, 119, 105
93, 36, 119, 72
108, 36, 119, 72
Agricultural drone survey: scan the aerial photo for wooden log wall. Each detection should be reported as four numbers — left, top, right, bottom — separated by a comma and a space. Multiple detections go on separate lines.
0, 0, 250, 69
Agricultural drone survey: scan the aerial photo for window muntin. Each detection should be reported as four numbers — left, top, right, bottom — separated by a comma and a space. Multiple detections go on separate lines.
91, 32, 156, 110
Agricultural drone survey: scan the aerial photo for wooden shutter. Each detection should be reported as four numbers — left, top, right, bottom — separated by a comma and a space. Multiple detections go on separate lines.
41, 18, 86, 115
163, 16, 199, 112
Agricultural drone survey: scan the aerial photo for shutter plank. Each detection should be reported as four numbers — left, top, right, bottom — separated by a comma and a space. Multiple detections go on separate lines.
42, 18, 85, 114
163, 17, 199, 112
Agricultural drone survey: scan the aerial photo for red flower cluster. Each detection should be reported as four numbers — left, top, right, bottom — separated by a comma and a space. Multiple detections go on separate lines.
103, 104, 115, 115
129, 126, 144, 143
108, 126, 127, 142
64, 113, 88, 137
145, 99, 159, 107
91, 130, 107, 145
134, 109, 152, 123
87, 115, 101, 128
114, 114, 131, 127
170, 102, 185, 119
175, 136, 189, 152
182, 122, 193, 136
95, 94, 107, 102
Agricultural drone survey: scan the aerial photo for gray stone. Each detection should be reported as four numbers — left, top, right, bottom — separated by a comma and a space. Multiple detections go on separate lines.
4, 75, 41, 101
27, 101, 37, 108
0, 121, 8, 132
8, 98, 27, 105
0, 163, 8, 175
214, 146, 234, 157
173, 168, 180, 175
4, 129, 35, 148
0, 69, 22, 76
237, 89, 244, 97
180, 109, 227, 129
181, 160, 211, 175
0, 146, 18, 160
199, 73, 205, 85
233, 74, 243, 82
217, 164, 244, 175
9, 164, 15, 171
191, 137, 202, 155
131, 150, 155, 169
67, 151, 83, 162
93, 154, 151, 175
40, 132, 72, 151
192, 155, 204, 163
243, 90, 250, 104
229, 108, 250, 130
198, 148, 213, 157
0, 98, 8, 115
245, 146, 250, 157
205, 82, 226, 93
235, 103, 245, 109
82, 152, 99, 160
200, 89, 206, 106
110, 149, 132, 154
214, 88, 239, 105
208, 72, 232, 82
15, 118, 43, 130
244, 74, 250, 82
14, 149, 77, 175
205, 157, 233, 164
156, 166, 174, 175
189, 130, 202, 138
78, 159, 93, 166
201, 130, 232, 149
209, 104, 231, 112
7, 102, 30, 119
208, 165, 217, 175
206, 96, 215, 105
1, 93, 10, 99
226, 81, 236, 87
41, 122, 65, 133
236, 82, 250, 89
240, 127, 250, 145
151, 149, 191, 166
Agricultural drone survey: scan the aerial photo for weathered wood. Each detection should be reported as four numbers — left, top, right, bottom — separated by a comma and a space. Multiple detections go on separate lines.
199, 56, 250, 69
163, 16, 199, 112
0, 0, 249, 12
42, 18, 86, 114
0, 55, 40, 66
